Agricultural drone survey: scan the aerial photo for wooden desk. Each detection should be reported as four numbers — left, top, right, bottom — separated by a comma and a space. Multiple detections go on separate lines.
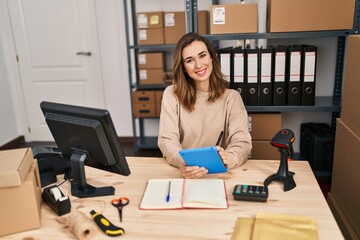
5, 158, 343, 240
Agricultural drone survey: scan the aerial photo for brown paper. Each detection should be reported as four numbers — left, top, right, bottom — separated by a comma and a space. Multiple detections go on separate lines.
231, 212, 318, 240
252, 212, 318, 240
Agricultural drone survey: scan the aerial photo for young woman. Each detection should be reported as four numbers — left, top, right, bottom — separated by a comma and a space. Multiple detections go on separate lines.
158, 32, 252, 179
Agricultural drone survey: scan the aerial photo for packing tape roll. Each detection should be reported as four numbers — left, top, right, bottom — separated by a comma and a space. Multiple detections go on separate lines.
50, 187, 62, 201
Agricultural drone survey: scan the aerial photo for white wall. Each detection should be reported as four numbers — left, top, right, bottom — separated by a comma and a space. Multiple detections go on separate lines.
0, 1, 24, 146
0, 30, 18, 145
94, 0, 133, 137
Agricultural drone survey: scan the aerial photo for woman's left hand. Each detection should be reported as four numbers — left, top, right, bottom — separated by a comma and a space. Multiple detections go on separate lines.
217, 146, 230, 169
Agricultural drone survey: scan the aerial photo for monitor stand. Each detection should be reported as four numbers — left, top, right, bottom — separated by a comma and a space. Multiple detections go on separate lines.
70, 151, 115, 198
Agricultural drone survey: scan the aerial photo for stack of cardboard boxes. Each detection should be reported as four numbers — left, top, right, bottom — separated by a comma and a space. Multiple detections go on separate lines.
137, 12, 165, 45
132, 90, 163, 118
327, 35, 360, 240
138, 52, 165, 86
248, 113, 281, 160
0, 148, 42, 237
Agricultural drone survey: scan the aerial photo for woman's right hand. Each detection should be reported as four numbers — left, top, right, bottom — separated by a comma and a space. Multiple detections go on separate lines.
180, 164, 208, 179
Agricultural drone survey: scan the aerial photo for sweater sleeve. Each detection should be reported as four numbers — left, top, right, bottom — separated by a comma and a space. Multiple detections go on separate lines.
224, 92, 252, 169
157, 87, 184, 168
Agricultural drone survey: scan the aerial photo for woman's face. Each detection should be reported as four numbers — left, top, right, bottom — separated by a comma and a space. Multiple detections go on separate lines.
182, 40, 213, 90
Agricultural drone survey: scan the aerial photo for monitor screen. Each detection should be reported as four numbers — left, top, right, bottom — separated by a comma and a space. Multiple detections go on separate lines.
40, 101, 131, 198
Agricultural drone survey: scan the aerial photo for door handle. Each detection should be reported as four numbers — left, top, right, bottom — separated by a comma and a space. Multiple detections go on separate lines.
76, 51, 92, 56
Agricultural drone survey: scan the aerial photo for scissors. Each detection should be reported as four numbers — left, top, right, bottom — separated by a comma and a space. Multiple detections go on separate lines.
111, 197, 129, 223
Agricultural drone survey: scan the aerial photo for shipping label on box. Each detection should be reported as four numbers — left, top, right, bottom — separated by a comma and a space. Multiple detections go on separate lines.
212, 7, 225, 25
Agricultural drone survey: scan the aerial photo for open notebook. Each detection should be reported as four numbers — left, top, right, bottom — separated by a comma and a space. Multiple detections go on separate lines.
140, 178, 228, 210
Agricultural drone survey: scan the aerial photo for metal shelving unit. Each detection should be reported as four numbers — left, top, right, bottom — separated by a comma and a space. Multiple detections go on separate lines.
124, 0, 360, 151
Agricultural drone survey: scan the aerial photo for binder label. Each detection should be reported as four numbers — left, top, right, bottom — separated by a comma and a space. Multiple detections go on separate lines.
275, 52, 285, 82
304, 52, 316, 82
138, 14, 148, 28
261, 53, 272, 83
220, 54, 231, 82
290, 52, 301, 82
247, 53, 258, 83
234, 53, 244, 83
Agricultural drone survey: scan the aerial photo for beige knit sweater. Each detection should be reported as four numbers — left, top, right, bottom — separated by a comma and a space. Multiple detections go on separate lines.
158, 85, 252, 169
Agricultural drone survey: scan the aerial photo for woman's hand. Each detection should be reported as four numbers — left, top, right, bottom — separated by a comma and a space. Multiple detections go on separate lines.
217, 146, 230, 169
180, 164, 208, 179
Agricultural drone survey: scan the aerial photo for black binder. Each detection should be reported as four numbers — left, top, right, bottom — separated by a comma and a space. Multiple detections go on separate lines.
273, 46, 287, 106
287, 45, 302, 105
245, 48, 259, 106
218, 47, 233, 86
301, 45, 317, 106
259, 47, 273, 106
233, 47, 246, 104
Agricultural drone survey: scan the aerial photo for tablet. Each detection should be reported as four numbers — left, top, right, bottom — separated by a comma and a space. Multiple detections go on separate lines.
179, 146, 228, 174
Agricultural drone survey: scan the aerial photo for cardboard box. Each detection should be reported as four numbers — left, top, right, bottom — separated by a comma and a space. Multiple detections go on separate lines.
249, 140, 279, 160
164, 11, 209, 45
248, 113, 282, 140
138, 28, 165, 45
133, 104, 156, 118
137, 12, 164, 29
198, 10, 209, 35
210, 4, 258, 34
132, 90, 155, 104
138, 52, 164, 69
327, 193, 359, 240
0, 148, 34, 188
0, 160, 42, 236
331, 119, 360, 237
341, 35, 360, 137
267, 0, 355, 32
139, 69, 164, 85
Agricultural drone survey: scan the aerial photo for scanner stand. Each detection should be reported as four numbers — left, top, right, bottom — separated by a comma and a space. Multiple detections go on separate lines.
70, 151, 115, 198
264, 148, 296, 192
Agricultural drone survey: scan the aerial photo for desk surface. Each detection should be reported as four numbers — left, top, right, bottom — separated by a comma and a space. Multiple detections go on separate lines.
5, 158, 343, 240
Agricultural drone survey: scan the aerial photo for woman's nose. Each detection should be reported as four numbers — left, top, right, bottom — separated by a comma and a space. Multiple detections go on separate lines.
195, 59, 202, 68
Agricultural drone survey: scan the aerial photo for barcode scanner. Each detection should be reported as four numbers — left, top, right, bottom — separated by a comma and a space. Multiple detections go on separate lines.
264, 129, 297, 192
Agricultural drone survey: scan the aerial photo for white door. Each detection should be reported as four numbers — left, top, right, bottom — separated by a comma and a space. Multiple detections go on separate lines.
7, 0, 105, 141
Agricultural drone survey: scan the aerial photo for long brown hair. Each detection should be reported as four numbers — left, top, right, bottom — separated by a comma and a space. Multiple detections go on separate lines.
172, 32, 228, 112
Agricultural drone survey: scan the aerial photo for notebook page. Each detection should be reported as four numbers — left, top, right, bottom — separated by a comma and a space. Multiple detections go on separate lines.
140, 179, 183, 209
182, 179, 228, 209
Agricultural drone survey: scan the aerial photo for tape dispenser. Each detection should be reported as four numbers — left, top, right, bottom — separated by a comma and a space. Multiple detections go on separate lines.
42, 185, 71, 216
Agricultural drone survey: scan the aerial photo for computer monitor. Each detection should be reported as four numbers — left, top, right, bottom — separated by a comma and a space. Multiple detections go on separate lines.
40, 101, 131, 198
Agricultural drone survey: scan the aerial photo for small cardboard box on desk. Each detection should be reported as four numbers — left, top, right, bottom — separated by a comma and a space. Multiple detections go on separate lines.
0, 148, 42, 237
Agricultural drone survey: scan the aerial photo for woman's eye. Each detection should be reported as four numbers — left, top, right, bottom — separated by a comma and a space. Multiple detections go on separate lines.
199, 53, 207, 58
185, 59, 194, 64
